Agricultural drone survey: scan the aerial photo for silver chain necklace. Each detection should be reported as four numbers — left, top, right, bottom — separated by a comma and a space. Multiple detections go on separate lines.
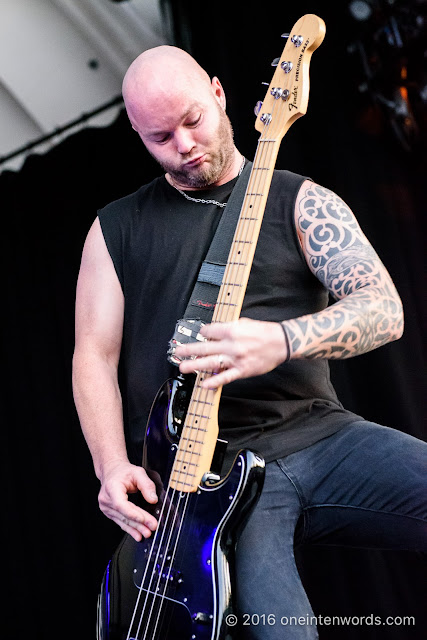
170, 157, 245, 208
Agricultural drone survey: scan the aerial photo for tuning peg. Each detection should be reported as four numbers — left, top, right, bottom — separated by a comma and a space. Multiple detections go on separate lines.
261, 82, 270, 86
281, 61, 293, 73
271, 87, 290, 100
281, 33, 290, 39
271, 57, 280, 67
254, 101, 263, 116
291, 35, 304, 47
260, 113, 272, 125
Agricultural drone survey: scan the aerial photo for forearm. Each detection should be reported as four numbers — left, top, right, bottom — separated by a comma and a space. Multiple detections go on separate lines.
175, 280, 403, 387
72, 349, 128, 480
282, 283, 404, 360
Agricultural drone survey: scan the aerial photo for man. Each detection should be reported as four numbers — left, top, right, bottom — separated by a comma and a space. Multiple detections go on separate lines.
72, 46, 426, 639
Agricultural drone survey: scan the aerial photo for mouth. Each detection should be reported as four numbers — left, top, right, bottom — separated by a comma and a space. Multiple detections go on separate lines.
184, 154, 206, 169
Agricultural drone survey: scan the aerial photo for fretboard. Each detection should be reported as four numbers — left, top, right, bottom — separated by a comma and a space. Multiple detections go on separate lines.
169, 138, 281, 492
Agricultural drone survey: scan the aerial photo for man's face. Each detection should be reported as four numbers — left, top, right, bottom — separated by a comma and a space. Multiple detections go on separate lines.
127, 80, 235, 189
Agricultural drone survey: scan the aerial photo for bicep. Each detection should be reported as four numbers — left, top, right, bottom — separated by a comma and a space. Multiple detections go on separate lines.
75, 217, 124, 364
295, 180, 392, 300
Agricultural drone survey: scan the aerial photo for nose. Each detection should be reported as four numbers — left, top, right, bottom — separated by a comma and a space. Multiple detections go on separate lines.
174, 128, 196, 155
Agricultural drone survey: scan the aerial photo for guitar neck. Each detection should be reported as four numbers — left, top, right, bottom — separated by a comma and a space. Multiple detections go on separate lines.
213, 140, 282, 325
170, 14, 326, 492
169, 142, 280, 492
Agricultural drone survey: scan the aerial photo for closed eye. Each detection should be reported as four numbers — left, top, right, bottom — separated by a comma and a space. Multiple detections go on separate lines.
156, 133, 171, 144
187, 114, 202, 127
151, 113, 202, 144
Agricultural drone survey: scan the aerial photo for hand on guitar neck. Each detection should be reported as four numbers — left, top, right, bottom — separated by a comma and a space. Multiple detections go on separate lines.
176, 317, 288, 388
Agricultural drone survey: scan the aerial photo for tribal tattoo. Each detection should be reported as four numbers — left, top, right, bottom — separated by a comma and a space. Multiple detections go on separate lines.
283, 183, 404, 360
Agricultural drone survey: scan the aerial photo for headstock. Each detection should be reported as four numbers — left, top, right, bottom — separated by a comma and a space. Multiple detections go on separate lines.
254, 14, 326, 140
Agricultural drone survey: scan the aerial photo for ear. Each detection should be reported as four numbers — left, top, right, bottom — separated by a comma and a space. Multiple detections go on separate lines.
211, 76, 226, 110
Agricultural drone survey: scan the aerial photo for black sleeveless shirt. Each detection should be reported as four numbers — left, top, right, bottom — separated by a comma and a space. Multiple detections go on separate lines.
98, 169, 359, 471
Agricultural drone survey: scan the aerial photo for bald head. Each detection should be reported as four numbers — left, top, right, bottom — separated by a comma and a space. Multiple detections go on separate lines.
122, 46, 214, 120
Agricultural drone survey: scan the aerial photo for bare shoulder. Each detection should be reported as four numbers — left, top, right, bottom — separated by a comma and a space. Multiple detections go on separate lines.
294, 180, 394, 300
80, 217, 114, 266
75, 217, 124, 354
294, 179, 365, 242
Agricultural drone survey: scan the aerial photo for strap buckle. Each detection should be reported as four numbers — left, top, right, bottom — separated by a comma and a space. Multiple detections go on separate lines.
167, 318, 207, 366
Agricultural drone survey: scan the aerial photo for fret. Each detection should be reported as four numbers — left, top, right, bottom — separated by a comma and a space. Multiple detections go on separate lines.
221, 282, 243, 287
184, 426, 208, 432
228, 261, 247, 266
175, 458, 199, 467
187, 412, 210, 419
246, 192, 264, 197
179, 437, 205, 445
252, 167, 271, 170
170, 479, 195, 487
240, 216, 258, 221
177, 449, 202, 457
233, 240, 253, 245
217, 302, 237, 307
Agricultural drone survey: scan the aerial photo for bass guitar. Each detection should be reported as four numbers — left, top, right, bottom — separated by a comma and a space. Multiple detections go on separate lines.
97, 14, 325, 640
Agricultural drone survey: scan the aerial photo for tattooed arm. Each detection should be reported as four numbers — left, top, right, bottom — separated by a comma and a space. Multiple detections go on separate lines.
283, 180, 404, 360
176, 180, 403, 387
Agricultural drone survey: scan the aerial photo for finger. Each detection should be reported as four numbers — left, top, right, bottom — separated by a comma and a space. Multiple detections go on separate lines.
175, 339, 224, 360
200, 366, 240, 389
105, 504, 158, 540
134, 469, 159, 504
100, 484, 158, 532
179, 353, 226, 375
113, 513, 154, 541
200, 321, 234, 340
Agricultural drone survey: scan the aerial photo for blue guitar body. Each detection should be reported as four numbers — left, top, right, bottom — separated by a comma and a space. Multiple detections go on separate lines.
97, 375, 265, 640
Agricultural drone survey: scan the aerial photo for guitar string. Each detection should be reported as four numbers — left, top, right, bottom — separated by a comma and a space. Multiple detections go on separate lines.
215, 96, 281, 324
215, 138, 268, 323
126, 378, 214, 635
138, 490, 191, 640
125, 484, 175, 639
137, 378, 217, 640
127, 485, 186, 639
147, 377, 218, 637
219, 77, 284, 315
131, 382, 211, 637
171, 87, 284, 483
148, 491, 193, 639
139, 101, 283, 637
136, 168, 274, 640
128, 88, 285, 638
155, 103, 282, 634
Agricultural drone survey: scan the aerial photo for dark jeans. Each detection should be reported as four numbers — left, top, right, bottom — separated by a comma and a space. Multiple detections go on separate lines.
235, 421, 427, 639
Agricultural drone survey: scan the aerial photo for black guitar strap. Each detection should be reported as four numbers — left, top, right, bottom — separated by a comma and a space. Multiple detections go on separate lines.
168, 160, 252, 365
